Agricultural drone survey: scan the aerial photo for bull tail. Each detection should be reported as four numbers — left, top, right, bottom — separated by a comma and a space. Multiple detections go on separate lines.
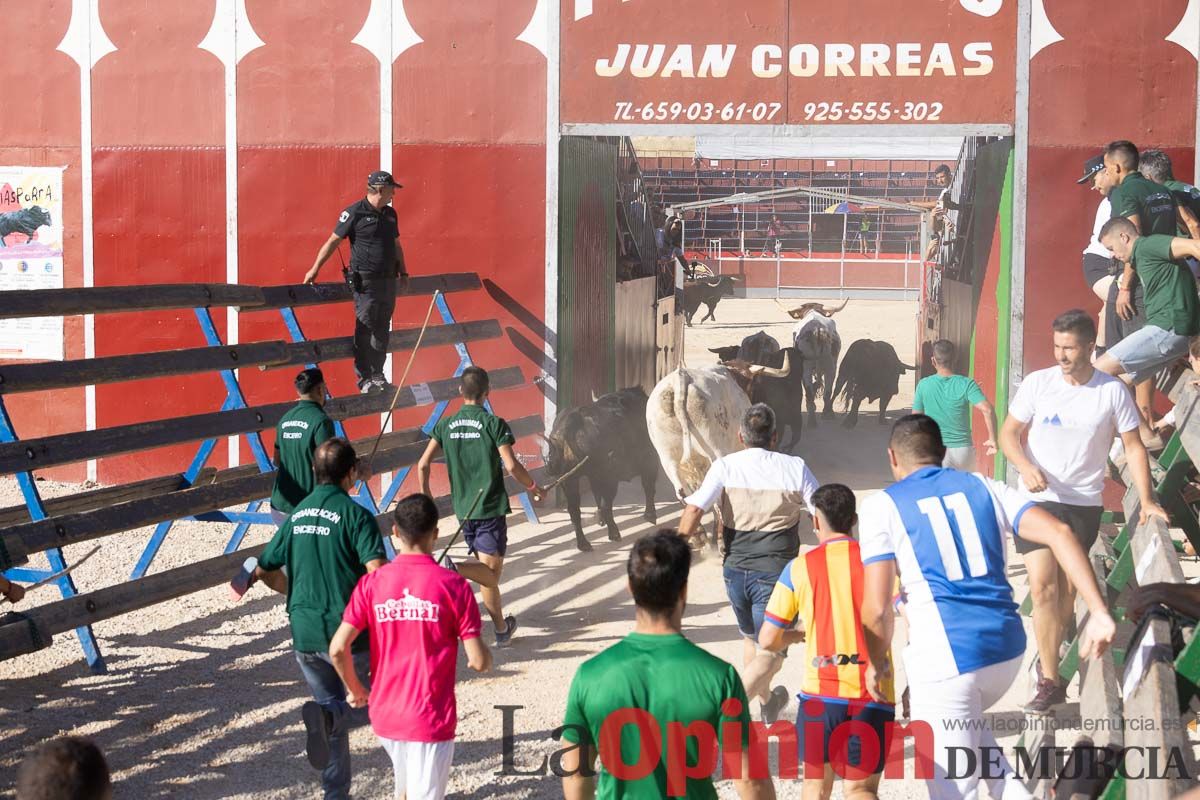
674, 368, 693, 471
833, 364, 858, 411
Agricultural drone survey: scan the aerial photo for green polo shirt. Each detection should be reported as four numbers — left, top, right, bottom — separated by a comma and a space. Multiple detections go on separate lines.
1131, 234, 1200, 336
1110, 173, 1177, 236
561, 632, 752, 799
259, 484, 386, 653
1165, 180, 1200, 235
270, 400, 335, 513
431, 403, 515, 520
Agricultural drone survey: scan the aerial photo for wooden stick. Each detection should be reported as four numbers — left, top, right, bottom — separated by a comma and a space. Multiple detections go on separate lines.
366, 289, 441, 467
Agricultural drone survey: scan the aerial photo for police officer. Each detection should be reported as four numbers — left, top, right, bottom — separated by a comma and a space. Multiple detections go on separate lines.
304, 171, 410, 394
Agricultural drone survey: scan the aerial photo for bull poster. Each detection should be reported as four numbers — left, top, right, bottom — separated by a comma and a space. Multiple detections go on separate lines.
0, 166, 64, 361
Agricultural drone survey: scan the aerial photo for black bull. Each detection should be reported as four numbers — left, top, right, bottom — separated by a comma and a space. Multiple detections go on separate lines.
542, 388, 657, 551
832, 339, 916, 428
682, 275, 737, 326
722, 347, 805, 452
0, 206, 52, 246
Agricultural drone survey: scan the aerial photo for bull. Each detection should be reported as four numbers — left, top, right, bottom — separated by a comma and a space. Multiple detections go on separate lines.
647, 355, 791, 548
683, 275, 738, 326
0, 205, 52, 247
707, 330, 781, 365
724, 347, 804, 452
782, 299, 848, 425
543, 388, 658, 552
832, 338, 916, 428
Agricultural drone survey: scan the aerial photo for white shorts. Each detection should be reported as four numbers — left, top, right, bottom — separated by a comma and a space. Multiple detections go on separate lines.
378, 737, 454, 800
905, 653, 1031, 800
942, 446, 977, 472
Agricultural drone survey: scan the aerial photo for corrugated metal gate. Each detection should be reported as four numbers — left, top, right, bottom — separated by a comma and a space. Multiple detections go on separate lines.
557, 138, 617, 408
614, 276, 656, 392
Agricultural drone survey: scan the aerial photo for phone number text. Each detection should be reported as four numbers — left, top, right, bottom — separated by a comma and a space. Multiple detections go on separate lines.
803, 101, 943, 122
613, 101, 783, 122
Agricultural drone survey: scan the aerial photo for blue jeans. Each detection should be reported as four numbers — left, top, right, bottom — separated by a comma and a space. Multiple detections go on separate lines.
723, 565, 781, 639
295, 649, 371, 800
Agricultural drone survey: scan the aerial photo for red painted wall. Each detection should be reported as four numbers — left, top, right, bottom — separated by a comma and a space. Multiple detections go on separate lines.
1024, 0, 1197, 373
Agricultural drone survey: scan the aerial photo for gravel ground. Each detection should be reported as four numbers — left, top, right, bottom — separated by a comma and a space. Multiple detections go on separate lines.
1, 299, 1196, 798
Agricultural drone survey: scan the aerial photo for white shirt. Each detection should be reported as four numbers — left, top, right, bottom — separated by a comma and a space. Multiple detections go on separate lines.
1083, 197, 1114, 259
1008, 366, 1139, 505
684, 448, 818, 531
858, 468, 1030, 680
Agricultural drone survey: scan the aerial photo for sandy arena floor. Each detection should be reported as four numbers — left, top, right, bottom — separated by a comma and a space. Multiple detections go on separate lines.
1, 298, 1195, 798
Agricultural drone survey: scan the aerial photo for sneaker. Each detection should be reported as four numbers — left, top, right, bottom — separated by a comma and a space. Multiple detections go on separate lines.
1024, 678, 1067, 715
358, 379, 374, 395
301, 701, 332, 770
761, 685, 790, 724
495, 614, 518, 647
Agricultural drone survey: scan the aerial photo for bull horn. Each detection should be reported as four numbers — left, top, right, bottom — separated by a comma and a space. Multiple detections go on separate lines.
750, 351, 791, 378
899, 361, 917, 371
591, 390, 600, 402
824, 298, 849, 315
705, 278, 721, 287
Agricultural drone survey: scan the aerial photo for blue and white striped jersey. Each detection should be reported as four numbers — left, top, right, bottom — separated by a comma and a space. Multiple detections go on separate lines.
858, 466, 1032, 680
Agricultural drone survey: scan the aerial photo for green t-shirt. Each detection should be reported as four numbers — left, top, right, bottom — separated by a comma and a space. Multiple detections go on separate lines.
912, 374, 986, 448
1130, 235, 1200, 336
1165, 179, 1200, 235
270, 400, 336, 513
561, 633, 751, 800
431, 403, 515, 520
1110, 173, 1177, 236
258, 484, 386, 653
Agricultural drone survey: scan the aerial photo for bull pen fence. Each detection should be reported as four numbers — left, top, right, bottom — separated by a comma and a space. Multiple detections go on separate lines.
0, 274, 543, 673
1014, 370, 1200, 800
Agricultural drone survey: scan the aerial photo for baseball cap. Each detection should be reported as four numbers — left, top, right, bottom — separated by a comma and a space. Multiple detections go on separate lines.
367, 170, 403, 188
1076, 155, 1105, 184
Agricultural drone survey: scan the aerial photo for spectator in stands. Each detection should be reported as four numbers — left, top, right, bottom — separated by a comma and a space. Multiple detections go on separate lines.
919, 164, 959, 261
1097, 217, 1200, 445
912, 339, 998, 471
1138, 149, 1200, 273
559, 531, 773, 800
760, 214, 781, 257
247, 437, 387, 800
16, 736, 111, 800
1, 573, 24, 604
303, 171, 409, 395
1077, 154, 1125, 355
329, 493, 491, 800
270, 368, 337, 526
1000, 309, 1166, 715
418, 366, 544, 647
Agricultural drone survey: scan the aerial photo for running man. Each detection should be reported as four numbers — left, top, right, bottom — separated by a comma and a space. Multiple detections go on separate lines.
560, 531, 775, 800
912, 339, 998, 471
270, 368, 336, 525
859, 415, 1117, 800
417, 366, 543, 646
759, 483, 894, 800
1001, 309, 1166, 713
329, 494, 491, 800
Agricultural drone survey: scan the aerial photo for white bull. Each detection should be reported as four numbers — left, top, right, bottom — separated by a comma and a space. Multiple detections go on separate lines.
779, 299, 848, 425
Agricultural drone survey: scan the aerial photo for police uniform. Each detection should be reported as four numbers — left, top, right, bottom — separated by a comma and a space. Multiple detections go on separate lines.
334, 171, 403, 388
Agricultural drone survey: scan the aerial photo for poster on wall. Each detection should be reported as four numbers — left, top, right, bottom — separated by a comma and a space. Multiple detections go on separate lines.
561, 0, 1017, 126
0, 166, 64, 361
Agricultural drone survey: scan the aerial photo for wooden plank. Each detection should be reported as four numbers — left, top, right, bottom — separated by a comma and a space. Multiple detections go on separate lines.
0, 469, 215, 528
252, 273, 482, 311
262, 319, 501, 373
1123, 619, 1193, 800
0, 465, 549, 663
1174, 381, 1200, 467
0, 284, 265, 320
1076, 542, 1124, 753
0, 366, 524, 475
0, 416, 544, 562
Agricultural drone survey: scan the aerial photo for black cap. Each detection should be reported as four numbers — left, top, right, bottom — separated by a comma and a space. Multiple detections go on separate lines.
367, 170, 403, 189
1077, 155, 1105, 184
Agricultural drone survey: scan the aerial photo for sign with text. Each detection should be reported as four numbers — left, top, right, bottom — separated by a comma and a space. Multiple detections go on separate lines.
0, 166, 64, 361
561, 0, 1017, 126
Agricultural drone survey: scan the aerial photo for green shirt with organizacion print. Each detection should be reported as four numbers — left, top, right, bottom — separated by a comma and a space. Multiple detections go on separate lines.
432, 403, 515, 520
270, 400, 336, 513
561, 632, 752, 800
1165, 179, 1200, 236
1130, 234, 1200, 336
1110, 173, 1177, 236
258, 483, 386, 653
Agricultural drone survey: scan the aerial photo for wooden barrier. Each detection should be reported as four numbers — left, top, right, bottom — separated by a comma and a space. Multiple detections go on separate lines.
0, 273, 543, 672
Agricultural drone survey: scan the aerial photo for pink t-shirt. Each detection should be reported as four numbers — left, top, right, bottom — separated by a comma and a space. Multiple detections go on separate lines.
343, 553, 482, 742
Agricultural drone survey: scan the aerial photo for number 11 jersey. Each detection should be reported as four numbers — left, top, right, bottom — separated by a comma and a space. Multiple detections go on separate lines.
858, 466, 1033, 680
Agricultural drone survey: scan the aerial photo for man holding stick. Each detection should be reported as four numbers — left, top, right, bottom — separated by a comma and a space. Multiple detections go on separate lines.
417, 366, 543, 647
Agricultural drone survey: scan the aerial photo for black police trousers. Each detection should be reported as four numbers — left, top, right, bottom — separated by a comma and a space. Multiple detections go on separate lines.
352, 274, 396, 383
